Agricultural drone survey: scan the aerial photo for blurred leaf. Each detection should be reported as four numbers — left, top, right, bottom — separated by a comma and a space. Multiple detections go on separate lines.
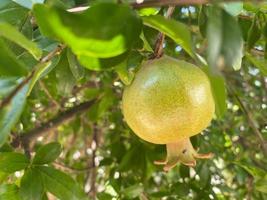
123, 184, 143, 198
246, 53, 267, 75
33, 3, 142, 58
255, 176, 267, 194
199, 163, 211, 189
37, 166, 87, 200
0, 39, 27, 76
0, 1, 28, 27
234, 162, 266, 178
0, 184, 20, 200
207, 7, 243, 70
142, 15, 193, 57
28, 61, 52, 95
11, 0, 44, 9
0, 80, 30, 146
0, 22, 42, 59
19, 168, 44, 200
198, 5, 208, 37
67, 49, 84, 80
0, 78, 17, 98
78, 52, 128, 71
138, 8, 159, 16
204, 68, 227, 119
55, 51, 75, 95
247, 11, 265, 50
115, 60, 134, 85
33, 142, 62, 165
223, 2, 243, 16
0, 152, 29, 173
97, 193, 114, 200
140, 32, 153, 52
171, 182, 189, 196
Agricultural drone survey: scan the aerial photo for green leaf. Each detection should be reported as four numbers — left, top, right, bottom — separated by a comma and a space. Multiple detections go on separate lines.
78, 52, 128, 71
207, 7, 243, 70
11, 0, 44, 9
0, 1, 28, 27
0, 22, 42, 59
37, 166, 87, 200
115, 60, 134, 85
142, 15, 193, 57
0, 39, 27, 76
0, 80, 30, 146
0, 152, 29, 173
204, 68, 227, 119
19, 168, 44, 200
55, 51, 75, 95
66, 49, 84, 80
223, 2, 243, 16
0, 78, 17, 98
247, 11, 265, 50
0, 184, 20, 200
33, 3, 142, 58
234, 162, 266, 178
33, 142, 62, 165
246, 53, 267, 75
255, 176, 267, 193
123, 184, 143, 198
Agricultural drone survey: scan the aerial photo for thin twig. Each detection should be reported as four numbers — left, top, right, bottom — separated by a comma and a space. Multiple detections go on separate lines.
11, 99, 97, 148
54, 161, 93, 173
153, 6, 175, 58
89, 123, 98, 199
39, 80, 61, 109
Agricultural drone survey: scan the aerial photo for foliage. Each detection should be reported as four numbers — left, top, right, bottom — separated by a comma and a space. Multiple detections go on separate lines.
0, 0, 267, 199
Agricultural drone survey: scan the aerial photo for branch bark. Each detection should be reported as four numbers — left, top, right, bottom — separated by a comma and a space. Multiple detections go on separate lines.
131, 0, 262, 9
11, 99, 97, 148
153, 6, 175, 58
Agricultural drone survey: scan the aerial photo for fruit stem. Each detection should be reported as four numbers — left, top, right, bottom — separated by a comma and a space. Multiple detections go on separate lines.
154, 138, 213, 171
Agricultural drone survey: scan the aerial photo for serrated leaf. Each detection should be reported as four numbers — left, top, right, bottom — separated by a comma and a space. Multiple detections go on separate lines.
11, 0, 44, 9
207, 7, 243, 70
0, 39, 27, 76
0, 152, 29, 173
0, 80, 30, 146
33, 3, 142, 58
0, 22, 42, 59
33, 142, 62, 165
142, 15, 193, 57
37, 166, 87, 200
0, 184, 20, 200
20, 168, 44, 200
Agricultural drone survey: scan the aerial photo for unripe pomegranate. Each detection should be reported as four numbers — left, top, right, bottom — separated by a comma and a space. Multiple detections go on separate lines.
122, 56, 215, 171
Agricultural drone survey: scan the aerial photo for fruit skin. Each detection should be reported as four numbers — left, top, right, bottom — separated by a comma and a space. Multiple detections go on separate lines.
122, 56, 215, 144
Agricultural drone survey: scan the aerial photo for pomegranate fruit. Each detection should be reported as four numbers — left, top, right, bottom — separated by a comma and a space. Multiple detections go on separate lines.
122, 56, 215, 171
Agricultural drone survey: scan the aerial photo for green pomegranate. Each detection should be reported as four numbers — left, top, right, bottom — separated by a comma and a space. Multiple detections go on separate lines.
122, 56, 215, 171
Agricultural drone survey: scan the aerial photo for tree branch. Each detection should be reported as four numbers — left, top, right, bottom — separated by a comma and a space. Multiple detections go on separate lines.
11, 99, 97, 148
153, 6, 175, 58
131, 0, 262, 9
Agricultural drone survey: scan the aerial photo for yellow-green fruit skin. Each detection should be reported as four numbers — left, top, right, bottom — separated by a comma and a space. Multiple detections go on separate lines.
122, 56, 215, 144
